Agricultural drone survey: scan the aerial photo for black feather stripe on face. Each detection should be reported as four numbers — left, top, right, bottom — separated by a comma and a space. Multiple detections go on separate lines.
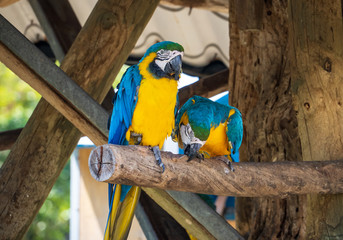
149, 61, 171, 79
148, 49, 182, 80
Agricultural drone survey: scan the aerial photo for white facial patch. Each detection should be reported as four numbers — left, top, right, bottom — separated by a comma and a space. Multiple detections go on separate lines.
155, 50, 183, 71
180, 123, 205, 146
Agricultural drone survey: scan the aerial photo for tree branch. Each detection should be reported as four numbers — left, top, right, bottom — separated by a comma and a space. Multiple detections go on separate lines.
89, 144, 343, 197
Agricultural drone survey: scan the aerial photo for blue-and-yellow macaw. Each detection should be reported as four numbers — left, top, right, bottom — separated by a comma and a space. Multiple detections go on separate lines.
105, 41, 184, 240
172, 95, 243, 168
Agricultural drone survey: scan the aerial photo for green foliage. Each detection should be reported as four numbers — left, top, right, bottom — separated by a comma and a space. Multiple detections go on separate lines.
0, 63, 70, 239
23, 162, 70, 240
0, 63, 40, 130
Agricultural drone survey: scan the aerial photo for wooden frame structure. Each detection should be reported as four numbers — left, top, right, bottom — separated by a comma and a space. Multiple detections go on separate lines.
0, 1, 240, 239
0, 0, 342, 239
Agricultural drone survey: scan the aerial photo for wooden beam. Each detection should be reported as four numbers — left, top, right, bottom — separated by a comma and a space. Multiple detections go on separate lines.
0, 0, 160, 238
179, 69, 228, 106
29, 0, 81, 62
135, 202, 159, 240
0, 16, 108, 144
0, 0, 19, 7
144, 188, 215, 240
144, 188, 243, 240
0, 88, 114, 151
0, 129, 22, 151
0, 41, 108, 145
0, 1, 113, 151
138, 191, 190, 239
163, 190, 242, 240
89, 144, 343, 197
161, 0, 228, 13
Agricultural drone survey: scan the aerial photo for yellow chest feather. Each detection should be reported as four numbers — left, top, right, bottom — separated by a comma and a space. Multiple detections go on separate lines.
127, 54, 178, 149
200, 123, 230, 157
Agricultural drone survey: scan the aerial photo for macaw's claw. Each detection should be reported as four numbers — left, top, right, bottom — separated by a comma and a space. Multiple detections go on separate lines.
184, 143, 203, 163
130, 132, 142, 145
228, 160, 234, 172
187, 152, 204, 163
152, 146, 165, 173
219, 156, 235, 172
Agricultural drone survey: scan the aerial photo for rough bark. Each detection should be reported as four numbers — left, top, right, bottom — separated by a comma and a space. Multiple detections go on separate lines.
0, 0, 159, 238
89, 144, 343, 197
289, 0, 343, 239
228, 0, 304, 239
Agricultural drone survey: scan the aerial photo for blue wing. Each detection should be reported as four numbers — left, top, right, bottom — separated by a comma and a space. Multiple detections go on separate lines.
226, 108, 243, 154
108, 65, 142, 145
105, 65, 142, 240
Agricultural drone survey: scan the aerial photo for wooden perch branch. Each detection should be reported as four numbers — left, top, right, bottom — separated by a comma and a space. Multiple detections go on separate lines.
89, 144, 343, 197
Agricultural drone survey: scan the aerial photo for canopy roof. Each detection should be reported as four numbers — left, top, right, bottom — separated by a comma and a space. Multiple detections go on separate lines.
0, 0, 229, 73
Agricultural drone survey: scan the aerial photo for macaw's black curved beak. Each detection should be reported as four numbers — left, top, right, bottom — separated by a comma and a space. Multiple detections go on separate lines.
165, 55, 182, 80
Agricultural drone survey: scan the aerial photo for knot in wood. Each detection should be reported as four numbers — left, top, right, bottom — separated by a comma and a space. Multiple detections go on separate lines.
323, 58, 332, 72
304, 102, 310, 110
101, 12, 117, 30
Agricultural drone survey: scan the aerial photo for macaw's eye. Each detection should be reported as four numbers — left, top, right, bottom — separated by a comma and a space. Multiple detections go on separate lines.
157, 49, 166, 57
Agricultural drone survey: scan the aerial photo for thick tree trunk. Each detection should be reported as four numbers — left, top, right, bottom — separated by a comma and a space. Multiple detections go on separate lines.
289, 0, 343, 239
228, 0, 304, 239
230, 0, 343, 239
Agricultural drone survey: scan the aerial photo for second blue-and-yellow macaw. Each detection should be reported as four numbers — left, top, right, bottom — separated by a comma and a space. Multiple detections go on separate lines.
105, 41, 184, 240
172, 95, 243, 169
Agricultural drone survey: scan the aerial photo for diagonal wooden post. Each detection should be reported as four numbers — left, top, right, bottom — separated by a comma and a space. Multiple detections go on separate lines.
0, 0, 159, 238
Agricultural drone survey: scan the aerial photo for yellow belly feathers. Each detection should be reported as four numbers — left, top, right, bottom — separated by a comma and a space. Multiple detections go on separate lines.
200, 123, 231, 157
126, 52, 178, 149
